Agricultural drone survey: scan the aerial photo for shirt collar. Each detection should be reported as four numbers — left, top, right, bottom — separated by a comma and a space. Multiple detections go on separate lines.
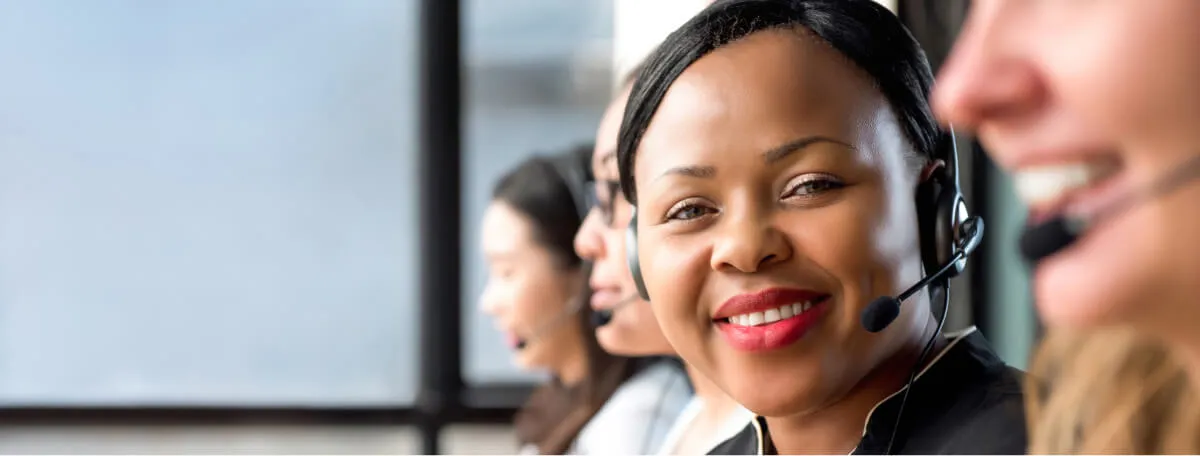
749, 327, 998, 455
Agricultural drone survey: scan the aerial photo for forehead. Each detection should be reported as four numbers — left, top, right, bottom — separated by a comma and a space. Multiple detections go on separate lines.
481, 202, 534, 254
638, 28, 889, 166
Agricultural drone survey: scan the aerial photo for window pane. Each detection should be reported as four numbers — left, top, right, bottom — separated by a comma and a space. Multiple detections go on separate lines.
0, 0, 420, 405
461, 0, 614, 384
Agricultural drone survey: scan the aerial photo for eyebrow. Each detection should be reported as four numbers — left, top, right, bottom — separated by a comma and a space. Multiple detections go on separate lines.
656, 164, 717, 181
653, 135, 853, 182
763, 136, 855, 164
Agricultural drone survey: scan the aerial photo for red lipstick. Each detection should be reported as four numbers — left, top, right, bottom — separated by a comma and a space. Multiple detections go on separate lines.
713, 288, 830, 352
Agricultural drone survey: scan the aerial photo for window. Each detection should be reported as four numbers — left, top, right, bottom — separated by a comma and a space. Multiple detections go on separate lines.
0, 0, 420, 405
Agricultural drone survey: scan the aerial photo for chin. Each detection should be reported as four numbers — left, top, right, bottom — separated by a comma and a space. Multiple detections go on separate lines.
1035, 279, 1135, 330
719, 361, 832, 418
1035, 241, 1151, 331
732, 383, 826, 418
596, 325, 633, 355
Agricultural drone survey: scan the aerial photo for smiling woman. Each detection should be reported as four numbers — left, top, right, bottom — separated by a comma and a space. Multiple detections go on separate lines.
934, 0, 1200, 452
616, 0, 1027, 454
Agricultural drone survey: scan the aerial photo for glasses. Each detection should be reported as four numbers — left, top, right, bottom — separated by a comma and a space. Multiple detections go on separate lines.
584, 178, 621, 228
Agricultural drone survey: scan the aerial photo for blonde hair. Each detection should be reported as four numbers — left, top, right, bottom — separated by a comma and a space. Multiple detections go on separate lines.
1027, 327, 1200, 453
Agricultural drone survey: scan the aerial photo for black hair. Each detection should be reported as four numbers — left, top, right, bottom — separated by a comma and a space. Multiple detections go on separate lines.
497, 145, 652, 454
617, 0, 940, 204
492, 143, 593, 269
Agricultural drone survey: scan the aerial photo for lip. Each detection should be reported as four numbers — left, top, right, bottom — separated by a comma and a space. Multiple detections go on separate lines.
713, 288, 831, 352
589, 285, 625, 310
1026, 170, 1132, 226
713, 288, 828, 320
504, 332, 521, 350
715, 298, 830, 352
979, 134, 1119, 170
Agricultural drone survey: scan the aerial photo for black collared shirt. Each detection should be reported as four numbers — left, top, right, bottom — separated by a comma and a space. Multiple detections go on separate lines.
709, 328, 1027, 455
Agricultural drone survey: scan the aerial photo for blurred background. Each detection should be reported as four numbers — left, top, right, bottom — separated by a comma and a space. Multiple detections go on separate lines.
0, 0, 1034, 453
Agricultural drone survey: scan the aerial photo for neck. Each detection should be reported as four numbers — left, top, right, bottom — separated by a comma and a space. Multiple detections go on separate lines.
768, 312, 943, 454
554, 334, 590, 386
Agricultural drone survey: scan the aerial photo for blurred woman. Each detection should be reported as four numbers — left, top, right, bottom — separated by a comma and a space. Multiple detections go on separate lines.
480, 145, 686, 454
934, 1, 1200, 453
575, 77, 752, 455
616, 0, 1026, 454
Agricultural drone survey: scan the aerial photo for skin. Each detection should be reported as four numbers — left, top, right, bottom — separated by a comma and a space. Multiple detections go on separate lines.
933, 1, 1200, 378
480, 201, 588, 384
574, 86, 675, 356
630, 29, 939, 454
577, 86, 747, 454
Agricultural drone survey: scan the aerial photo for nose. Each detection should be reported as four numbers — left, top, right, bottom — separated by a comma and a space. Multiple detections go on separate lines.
932, 6, 1046, 130
709, 209, 791, 274
479, 284, 502, 316
574, 209, 606, 261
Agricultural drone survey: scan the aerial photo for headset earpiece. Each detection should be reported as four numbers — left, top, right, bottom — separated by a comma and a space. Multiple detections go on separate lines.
626, 208, 650, 300
922, 128, 970, 280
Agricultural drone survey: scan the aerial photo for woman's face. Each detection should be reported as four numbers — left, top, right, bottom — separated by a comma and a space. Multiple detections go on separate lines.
933, 1, 1200, 335
631, 29, 929, 417
573, 89, 676, 356
480, 201, 585, 372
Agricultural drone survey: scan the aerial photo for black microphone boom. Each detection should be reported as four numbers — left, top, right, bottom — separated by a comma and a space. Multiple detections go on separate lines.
1020, 155, 1200, 264
591, 294, 640, 328
516, 299, 583, 350
861, 217, 985, 333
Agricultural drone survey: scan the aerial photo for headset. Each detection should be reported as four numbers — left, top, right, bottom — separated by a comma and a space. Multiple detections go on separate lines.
623, 128, 981, 454
512, 146, 594, 352
626, 129, 975, 305
547, 145, 594, 222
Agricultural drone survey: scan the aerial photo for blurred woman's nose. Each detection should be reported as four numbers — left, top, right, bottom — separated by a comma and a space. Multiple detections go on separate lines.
479, 284, 502, 316
574, 209, 606, 261
932, 6, 1046, 130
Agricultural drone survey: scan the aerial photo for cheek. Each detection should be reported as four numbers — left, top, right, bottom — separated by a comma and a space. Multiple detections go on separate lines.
640, 233, 712, 345
801, 191, 921, 301
1049, 6, 1200, 145
513, 273, 565, 322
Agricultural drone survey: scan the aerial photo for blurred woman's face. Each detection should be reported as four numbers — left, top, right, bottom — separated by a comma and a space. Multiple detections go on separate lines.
573, 89, 675, 356
934, 1, 1200, 337
630, 29, 930, 417
480, 201, 585, 373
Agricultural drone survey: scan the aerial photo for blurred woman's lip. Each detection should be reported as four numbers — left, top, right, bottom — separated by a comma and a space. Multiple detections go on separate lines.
589, 287, 624, 310
504, 333, 521, 349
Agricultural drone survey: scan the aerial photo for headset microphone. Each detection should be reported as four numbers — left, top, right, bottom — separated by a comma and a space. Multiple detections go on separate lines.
590, 294, 640, 328
1020, 155, 1200, 264
515, 299, 584, 351
861, 216, 985, 333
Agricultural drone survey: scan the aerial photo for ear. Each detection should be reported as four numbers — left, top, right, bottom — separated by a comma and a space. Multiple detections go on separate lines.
920, 159, 946, 184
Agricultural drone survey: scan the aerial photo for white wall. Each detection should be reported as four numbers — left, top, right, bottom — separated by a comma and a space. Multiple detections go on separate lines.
613, 0, 898, 86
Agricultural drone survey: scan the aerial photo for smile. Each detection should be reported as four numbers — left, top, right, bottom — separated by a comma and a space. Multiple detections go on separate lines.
721, 300, 819, 326
712, 288, 830, 352
1011, 156, 1126, 223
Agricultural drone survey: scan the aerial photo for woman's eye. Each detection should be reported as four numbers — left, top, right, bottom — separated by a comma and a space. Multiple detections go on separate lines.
665, 202, 714, 222
784, 175, 845, 198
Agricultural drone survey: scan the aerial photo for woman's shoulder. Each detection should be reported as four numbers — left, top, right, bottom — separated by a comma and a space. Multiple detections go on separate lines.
602, 357, 692, 419
571, 358, 693, 454
895, 328, 1028, 454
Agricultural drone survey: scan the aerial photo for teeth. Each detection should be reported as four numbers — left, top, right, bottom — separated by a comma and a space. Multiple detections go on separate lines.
1012, 162, 1117, 206
763, 308, 781, 323
727, 302, 815, 327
